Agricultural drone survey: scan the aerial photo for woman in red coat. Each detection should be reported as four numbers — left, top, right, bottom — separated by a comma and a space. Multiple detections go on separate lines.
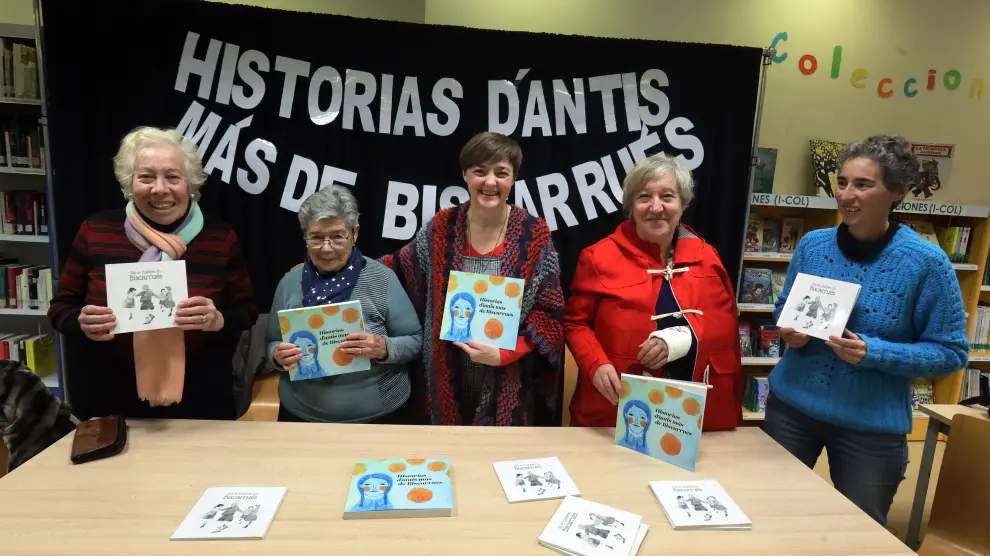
564, 154, 743, 430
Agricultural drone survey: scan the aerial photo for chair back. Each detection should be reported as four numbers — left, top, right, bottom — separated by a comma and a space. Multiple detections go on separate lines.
918, 413, 990, 556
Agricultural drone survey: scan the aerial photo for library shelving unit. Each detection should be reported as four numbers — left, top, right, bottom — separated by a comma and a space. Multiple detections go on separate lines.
0, 22, 63, 400
738, 193, 990, 441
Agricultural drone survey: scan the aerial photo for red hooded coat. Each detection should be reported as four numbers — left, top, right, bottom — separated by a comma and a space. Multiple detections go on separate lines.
564, 220, 743, 430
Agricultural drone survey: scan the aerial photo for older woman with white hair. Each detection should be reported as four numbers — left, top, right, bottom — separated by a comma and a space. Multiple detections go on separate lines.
266, 185, 423, 424
564, 154, 743, 430
48, 126, 259, 421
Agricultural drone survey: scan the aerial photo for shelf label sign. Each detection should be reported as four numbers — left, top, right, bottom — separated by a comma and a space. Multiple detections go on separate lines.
750, 193, 835, 210
892, 201, 981, 216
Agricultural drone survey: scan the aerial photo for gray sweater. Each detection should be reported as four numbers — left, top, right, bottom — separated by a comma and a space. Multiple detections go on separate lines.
266, 257, 422, 423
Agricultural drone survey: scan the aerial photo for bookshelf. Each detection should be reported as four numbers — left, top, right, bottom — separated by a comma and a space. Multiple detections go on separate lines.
737, 193, 990, 440
0, 22, 62, 401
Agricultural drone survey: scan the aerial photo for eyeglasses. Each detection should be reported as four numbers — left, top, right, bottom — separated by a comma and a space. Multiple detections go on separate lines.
305, 232, 351, 248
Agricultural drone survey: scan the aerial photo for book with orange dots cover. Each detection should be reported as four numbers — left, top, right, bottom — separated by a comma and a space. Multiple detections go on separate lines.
277, 300, 370, 381
439, 271, 525, 351
614, 374, 709, 472
343, 458, 453, 519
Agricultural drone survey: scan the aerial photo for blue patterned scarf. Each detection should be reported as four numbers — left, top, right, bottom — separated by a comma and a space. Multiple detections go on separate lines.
301, 247, 365, 307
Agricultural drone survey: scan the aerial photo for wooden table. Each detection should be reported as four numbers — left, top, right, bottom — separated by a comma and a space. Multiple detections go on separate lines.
0, 420, 913, 555
906, 403, 989, 550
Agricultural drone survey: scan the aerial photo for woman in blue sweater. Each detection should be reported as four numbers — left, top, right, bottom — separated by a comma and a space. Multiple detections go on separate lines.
765, 135, 969, 526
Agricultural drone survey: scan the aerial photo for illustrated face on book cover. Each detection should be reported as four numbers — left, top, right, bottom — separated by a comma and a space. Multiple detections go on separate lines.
449, 293, 475, 341
620, 400, 651, 455
288, 330, 322, 379
346, 459, 453, 515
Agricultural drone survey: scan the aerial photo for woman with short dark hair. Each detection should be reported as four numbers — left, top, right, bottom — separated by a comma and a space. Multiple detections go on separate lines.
382, 131, 565, 426
765, 135, 969, 526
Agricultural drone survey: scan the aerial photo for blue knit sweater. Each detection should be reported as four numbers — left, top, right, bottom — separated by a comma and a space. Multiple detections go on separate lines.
770, 226, 970, 434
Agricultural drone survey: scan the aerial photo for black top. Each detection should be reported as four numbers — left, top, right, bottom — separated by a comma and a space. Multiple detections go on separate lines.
836, 222, 900, 261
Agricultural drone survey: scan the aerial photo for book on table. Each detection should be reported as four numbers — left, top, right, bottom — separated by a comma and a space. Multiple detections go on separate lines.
492, 456, 580, 503
648, 480, 752, 531
775, 272, 862, 342
170, 486, 287, 540
343, 458, 453, 519
614, 373, 708, 472
439, 270, 525, 350
277, 299, 370, 381
538, 495, 649, 556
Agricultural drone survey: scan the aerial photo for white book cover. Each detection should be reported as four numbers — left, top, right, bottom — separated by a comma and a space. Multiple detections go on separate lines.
648, 480, 751, 530
171, 487, 287, 540
492, 456, 581, 503
538, 496, 644, 556
775, 272, 861, 341
105, 260, 189, 334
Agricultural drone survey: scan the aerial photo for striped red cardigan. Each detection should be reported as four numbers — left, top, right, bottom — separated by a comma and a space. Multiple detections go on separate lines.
381, 202, 565, 426
48, 209, 258, 421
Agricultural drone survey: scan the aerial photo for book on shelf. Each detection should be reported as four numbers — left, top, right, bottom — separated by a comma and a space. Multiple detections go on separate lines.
739, 323, 753, 357
439, 270, 525, 351
170, 486, 287, 540
648, 480, 752, 531
810, 139, 847, 198
753, 147, 777, 194
970, 304, 990, 351
911, 378, 934, 417
743, 375, 769, 414
962, 368, 989, 400
1, 116, 45, 170
775, 273, 861, 341
739, 268, 774, 304
492, 456, 580, 503
908, 142, 953, 202
538, 496, 649, 556
898, 219, 971, 263
779, 218, 804, 254
760, 218, 780, 252
343, 458, 453, 519
614, 373, 708, 472
277, 300, 370, 381
105, 260, 189, 334
0, 332, 55, 376
744, 214, 762, 252
758, 325, 780, 358
0, 38, 39, 100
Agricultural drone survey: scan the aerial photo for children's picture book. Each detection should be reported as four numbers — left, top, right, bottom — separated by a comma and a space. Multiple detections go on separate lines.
170, 486, 287, 540
277, 300, 370, 381
105, 260, 188, 334
614, 373, 708, 472
908, 142, 953, 201
758, 325, 780, 358
744, 213, 762, 252
780, 218, 804, 254
738, 323, 753, 357
648, 480, 751, 530
744, 375, 770, 414
739, 268, 773, 304
538, 496, 649, 556
775, 273, 862, 341
753, 147, 777, 194
439, 271, 525, 351
492, 456, 580, 503
810, 139, 847, 198
343, 458, 453, 519
760, 218, 780, 252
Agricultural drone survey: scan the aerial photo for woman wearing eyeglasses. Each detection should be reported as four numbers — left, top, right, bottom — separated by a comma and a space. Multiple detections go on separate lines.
265, 185, 423, 423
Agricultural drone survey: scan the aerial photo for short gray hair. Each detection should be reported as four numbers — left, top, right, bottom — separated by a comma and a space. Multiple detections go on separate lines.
837, 135, 919, 192
113, 126, 206, 200
298, 185, 361, 231
621, 154, 695, 217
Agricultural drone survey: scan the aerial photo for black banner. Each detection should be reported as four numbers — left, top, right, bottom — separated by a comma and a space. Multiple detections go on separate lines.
40, 0, 761, 311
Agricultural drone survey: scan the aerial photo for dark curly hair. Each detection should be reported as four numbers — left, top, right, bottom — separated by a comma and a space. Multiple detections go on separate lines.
837, 135, 920, 193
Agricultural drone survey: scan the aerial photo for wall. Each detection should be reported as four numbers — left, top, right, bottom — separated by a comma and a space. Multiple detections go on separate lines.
205, 0, 424, 22
424, 0, 990, 205
0, 0, 33, 25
